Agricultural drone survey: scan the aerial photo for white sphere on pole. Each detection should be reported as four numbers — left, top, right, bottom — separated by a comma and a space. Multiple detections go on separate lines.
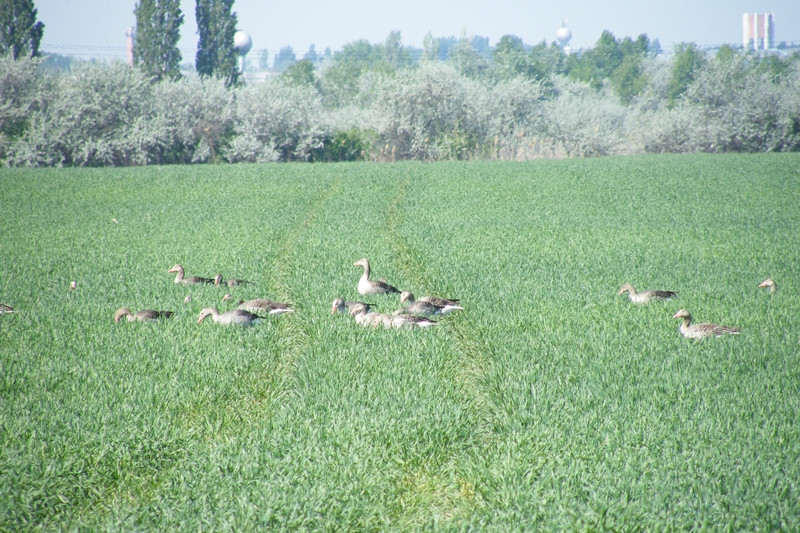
233, 31, 252, 56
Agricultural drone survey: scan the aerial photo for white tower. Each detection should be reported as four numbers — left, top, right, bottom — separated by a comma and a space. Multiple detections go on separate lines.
233, 30, 253, 73
556, 20, 572, 54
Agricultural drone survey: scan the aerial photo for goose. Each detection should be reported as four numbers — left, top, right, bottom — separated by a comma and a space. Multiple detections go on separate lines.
114, 307, 174, 322
399, 291, 463, 316
0, 304, 15, 314
214, 274, 249, 288
168, 264, 215, 285
672, 309, 740, 339
354, 258, 400, 295
758, 278, 777, 294
349, 303, 391, 328
197, 307, 264, 326
618, 283, 677, 304
331, 297, 374, 315
235, 298, 294, 315
390, 312, 439, 329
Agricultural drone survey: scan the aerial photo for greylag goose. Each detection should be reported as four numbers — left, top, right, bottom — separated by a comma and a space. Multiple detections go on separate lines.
390, 312, 439, 329
197, 307, 264, 326
758, 278, 777, 294
618, 283, 677, 304
114, 307, 174, 322
168, 264, 215, 285
399, 291, 463, 316
672, 309, 740, 339
236, 298, 294, 315
349, 303, 391, 328
354, 258, 400, 295
0, 304, 15, 314
331, 297, 374, 314
214, 274, 249, 288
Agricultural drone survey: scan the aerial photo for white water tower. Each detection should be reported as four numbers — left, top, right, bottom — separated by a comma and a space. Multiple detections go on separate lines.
556, 19, 572, 54
233, 30, 252, 73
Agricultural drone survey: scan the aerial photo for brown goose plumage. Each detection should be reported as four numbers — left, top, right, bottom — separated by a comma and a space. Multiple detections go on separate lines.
618, 283, 677, 304
331, 298, 374, 314
214, 274, 249, 288
197, 307, 264, 326
236, 299, 294, 315
114, 307, 174, 322
0, 304, 16, 314
354, 258, 400, 295
168, 264, 215, 285
349, 302, 391, 328
672, 309, 740, 339
399, 291, 463, 316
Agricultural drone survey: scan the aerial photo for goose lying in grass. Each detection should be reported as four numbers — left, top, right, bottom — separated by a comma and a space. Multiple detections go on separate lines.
234, 298, 294, 315
618, 283, 677, 303
331, 298, 374, 315
349, 303, 391, 328
0, 304, 16, 314
197, 307, 264, 326
168, 264, 215, 285
114, 308, 174, 322
354, 258, 400, 295
672, 309, 740, 339
758, 278, 777, 294
214, 274, 249, 288
389, 312, 438, 329
398, 291, 463, 316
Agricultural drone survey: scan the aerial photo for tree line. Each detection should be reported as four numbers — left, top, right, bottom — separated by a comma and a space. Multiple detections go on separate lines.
2, 0, 799, 166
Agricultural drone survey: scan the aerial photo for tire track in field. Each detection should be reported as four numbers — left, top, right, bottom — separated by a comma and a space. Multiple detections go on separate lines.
382, 173, 496, 520
200, 177, 346, 440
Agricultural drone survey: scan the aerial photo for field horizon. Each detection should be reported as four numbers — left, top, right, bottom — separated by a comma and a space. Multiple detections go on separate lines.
1, 154, 799, 530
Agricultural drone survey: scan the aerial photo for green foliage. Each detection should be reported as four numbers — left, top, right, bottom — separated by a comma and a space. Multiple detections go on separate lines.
1, 156, 799, 530
448, 33, 490, 80
195, 0, 239, 87
281, 59, 318, 89
492, 34, 546, 83
667, 42, 705, 107
321, 39, 394, 107
271, 45, 296, 73
312, 128, 375, 162
133, 0, 184, 81
0, 0, 44, 59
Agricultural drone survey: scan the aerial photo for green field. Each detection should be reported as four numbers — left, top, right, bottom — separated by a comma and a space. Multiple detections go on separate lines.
1, 154, 799, 530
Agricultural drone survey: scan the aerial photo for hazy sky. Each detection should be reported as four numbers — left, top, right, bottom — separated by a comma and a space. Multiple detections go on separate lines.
37, 0, 800, 61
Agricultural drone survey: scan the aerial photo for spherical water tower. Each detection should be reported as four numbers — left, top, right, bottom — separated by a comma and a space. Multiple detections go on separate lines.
556, 20, 572, 54
233, 30, 252, 73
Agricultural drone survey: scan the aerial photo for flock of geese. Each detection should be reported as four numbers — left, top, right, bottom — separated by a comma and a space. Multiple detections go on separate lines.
0, 261, 779, 339
619, 278, 776, 339
113, 259, 464, 329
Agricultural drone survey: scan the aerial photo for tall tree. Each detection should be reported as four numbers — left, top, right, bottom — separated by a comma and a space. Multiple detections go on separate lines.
133, 0, 183, 81
0, 0, 44, 59
195, 0, 239, 86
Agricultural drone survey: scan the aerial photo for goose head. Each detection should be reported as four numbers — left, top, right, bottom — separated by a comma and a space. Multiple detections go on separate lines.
672, 309, 691, 321
113, 308, 132, 322
197, 307, 217, 324
618, 283, 635, 296
400, 291, 415, 304
168, 264, 184, 274
349, 303, 369, 316
758, 278, 776, 293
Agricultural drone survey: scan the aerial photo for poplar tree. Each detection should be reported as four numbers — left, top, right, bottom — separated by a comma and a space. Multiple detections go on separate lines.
133, 0, 184, 81
195, 0, 239, 87
0, 0, 44, 59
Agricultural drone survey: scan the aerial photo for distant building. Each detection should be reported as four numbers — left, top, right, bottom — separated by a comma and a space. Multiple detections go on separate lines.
742, 13, 774, 51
